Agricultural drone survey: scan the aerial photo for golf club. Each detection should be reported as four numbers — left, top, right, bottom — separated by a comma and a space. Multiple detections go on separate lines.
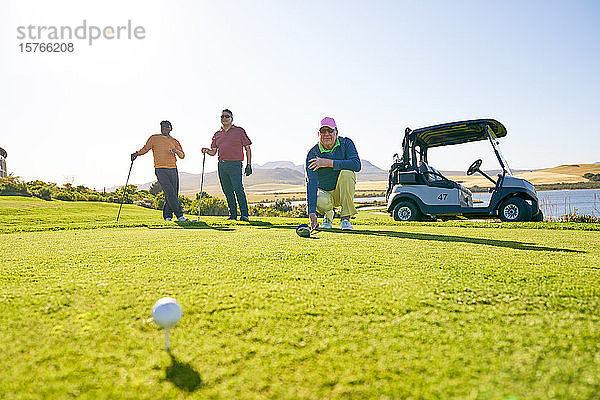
115, 158, 134, 223
296, 223, 320, 238
192, 152, 206, 222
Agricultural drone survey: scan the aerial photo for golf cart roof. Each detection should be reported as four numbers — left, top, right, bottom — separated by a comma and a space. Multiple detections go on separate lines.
411, 119, 507, 148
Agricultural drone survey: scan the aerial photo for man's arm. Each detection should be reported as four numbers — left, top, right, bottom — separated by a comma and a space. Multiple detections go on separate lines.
244, 145, 252, 176
332, 138, 361, 172
202, 133, 219, 156
305, 148, 319, 216
201, 147, 217, 156
172, 139, 185, 159
132, 136, 153, 160
244, 145, 252, 165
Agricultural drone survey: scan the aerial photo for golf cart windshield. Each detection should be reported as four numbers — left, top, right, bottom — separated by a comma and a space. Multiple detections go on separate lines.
485, 125, 513, 176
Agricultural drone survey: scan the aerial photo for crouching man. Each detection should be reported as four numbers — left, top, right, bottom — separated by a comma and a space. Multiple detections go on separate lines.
306, 117, 361, 230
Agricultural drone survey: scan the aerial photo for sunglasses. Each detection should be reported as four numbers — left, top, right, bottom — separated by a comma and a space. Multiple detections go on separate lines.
319, 127, 334, 134
221, 115, 232, 119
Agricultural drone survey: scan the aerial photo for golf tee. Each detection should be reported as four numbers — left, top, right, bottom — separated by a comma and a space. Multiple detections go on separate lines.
165, 328, 170, 351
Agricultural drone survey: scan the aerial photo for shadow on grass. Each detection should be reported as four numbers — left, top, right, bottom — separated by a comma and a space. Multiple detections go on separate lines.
154, 219, 275, 231
148, 220, 234, 231
163, 352, 203, 392
263, 224, 584, 253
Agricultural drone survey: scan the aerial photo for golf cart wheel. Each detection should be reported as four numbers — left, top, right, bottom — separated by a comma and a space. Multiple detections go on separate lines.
393, 201, 422, 221
498, 197, 532, 222
532, 209, 544, 222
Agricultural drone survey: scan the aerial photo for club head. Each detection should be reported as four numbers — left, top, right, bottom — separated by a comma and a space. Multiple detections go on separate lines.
296, 224, 311, 238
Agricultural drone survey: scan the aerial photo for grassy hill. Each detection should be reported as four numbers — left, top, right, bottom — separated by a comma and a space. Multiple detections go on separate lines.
1, 197, 599, 398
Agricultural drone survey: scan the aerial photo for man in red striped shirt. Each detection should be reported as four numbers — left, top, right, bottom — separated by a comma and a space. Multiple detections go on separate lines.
202, 109, 252, 221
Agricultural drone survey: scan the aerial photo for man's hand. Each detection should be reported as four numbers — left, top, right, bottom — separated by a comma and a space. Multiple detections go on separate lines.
309, 213, 318, 230
308, 157, 333, 171
130, 152, 138, 162
201, 148, 210, 154
245, 164, 252, 176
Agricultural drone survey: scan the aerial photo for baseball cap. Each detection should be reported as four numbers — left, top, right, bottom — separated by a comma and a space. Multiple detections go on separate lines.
320, 117, 337, 130
160, 120, 172, 128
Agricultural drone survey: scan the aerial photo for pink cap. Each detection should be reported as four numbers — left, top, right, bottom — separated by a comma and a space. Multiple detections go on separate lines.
320, 117, 337, 130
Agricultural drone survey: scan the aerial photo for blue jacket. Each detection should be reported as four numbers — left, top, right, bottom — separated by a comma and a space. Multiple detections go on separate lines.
305, 137, 361, 214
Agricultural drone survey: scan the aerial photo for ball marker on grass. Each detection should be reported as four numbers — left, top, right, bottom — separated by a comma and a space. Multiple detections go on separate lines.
152, 297, 182, 351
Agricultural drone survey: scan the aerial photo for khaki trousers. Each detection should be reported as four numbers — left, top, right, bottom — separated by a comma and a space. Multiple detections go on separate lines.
316, 170, 357, 221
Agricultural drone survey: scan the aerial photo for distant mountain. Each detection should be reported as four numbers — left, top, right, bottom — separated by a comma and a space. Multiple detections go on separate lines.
256, 161, 303, 172
256, 159, 389, 177
357, 160, 388, 180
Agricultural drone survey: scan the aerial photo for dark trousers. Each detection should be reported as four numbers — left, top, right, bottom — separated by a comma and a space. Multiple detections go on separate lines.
155, 168, 183, 219
218, 160, 248, 218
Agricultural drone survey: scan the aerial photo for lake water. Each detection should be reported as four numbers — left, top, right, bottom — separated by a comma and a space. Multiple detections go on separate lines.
285, 189, 600, 220
476, 188, 600, 220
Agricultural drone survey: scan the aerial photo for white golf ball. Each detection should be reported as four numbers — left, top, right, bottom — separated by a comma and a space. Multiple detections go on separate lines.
152, 297, 182, 329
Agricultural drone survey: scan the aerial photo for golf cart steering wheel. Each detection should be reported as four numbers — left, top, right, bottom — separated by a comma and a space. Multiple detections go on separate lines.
467, 159, 482, 176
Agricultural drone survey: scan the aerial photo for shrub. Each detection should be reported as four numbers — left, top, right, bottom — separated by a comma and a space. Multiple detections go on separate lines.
149, 181, 162, 195
29, 186, 53, 201
559, 213, 600, 223
134, 199, 155, 209
52, 190, 76, 201
191, 195, 229, 216
248, 202, 308, 218
272, 199, 292, 213
0, 176, 29, 196
85, 193, 104, 202
583, 173, 600, 182
153, 192, 165, 209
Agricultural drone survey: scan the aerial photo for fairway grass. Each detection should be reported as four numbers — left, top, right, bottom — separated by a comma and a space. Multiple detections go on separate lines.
1, 197, 599, 399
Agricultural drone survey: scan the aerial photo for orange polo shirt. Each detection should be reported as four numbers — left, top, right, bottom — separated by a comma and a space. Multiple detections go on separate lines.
137, 134, 185, 168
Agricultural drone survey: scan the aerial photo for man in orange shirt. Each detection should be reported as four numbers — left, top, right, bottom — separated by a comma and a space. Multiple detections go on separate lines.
131, 120, 188, 222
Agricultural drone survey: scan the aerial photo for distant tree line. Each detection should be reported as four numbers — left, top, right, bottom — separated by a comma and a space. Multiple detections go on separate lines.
584, 173, 600, 182
0, 176, 307, 218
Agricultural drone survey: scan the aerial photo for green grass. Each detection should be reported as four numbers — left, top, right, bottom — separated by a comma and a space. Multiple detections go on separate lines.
1, 196, 599, 399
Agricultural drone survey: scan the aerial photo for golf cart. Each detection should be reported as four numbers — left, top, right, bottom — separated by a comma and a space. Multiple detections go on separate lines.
386, 119, 542, 222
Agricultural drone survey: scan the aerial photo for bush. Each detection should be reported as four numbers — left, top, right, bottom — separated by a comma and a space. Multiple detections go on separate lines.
52, 190, 76, 201
0, 176, 29, 196
584, 173, 600, 182
85, 194, 104, 202
134, 199, 155, 209
179, 195, 193, 213
149, 181, 162, 195
191, 194, 229, 216
559, 213, 600, 223
272, 199, 292, 213
153, 192, 165, 209
248, 202, 307, 218
29, 186, 53, 201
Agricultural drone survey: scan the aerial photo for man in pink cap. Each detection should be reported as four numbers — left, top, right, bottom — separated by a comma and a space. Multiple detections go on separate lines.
306, 117, 361, 230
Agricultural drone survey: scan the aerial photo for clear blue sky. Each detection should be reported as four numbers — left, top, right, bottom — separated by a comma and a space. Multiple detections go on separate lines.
1, 0, 599, 188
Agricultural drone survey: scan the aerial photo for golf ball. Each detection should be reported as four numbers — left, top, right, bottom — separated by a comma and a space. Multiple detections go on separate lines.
152, 297, 182, 329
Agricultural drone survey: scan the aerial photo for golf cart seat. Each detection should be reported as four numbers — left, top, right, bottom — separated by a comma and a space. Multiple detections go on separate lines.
418, 162, 459, 189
